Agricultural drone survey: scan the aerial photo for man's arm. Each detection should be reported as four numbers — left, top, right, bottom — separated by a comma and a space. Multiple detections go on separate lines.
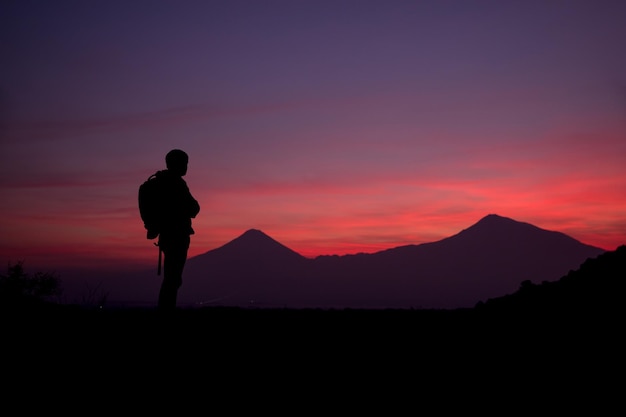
188, 195, 200, 219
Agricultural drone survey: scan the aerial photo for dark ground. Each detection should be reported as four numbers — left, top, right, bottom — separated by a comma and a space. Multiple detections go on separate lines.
3, 303, 620, 412
6, 302, 619, 357
4, 246, 624, 410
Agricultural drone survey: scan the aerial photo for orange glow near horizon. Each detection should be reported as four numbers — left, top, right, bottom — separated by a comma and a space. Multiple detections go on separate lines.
3, 123, 626, 272
3, 200, 624, 273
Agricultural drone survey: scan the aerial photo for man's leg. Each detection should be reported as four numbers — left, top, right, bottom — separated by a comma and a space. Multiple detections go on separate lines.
158, 236, 190, 311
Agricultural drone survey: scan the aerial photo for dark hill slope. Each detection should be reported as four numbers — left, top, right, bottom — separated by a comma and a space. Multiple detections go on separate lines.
476, 244, 626, 313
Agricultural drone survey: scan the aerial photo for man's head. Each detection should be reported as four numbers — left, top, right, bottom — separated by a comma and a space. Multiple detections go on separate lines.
165, 149, 189, 176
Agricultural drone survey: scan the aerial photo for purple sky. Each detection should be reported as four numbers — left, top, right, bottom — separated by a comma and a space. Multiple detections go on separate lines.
1, 0, 625, 271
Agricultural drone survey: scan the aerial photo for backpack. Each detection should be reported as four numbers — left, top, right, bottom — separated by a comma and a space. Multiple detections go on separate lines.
138, 171, 164, 240
138, 171, 164, 274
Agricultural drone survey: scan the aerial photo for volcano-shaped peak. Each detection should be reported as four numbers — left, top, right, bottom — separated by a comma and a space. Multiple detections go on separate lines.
240, 228, 268, 239
231, 228, 282, 246
465, 213, 533, 233
445, 213, 604, 253
476, 213, 515, 225
212, 228, 305, 261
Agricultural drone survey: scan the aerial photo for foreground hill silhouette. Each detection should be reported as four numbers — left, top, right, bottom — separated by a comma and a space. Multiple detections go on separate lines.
175, 214, 604, 309
7, 244, 622, 342
6, 246, 622, 402
477, 244, 625, 314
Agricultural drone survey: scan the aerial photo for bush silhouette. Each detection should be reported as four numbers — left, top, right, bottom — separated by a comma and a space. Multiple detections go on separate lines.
0, 261, 62, 307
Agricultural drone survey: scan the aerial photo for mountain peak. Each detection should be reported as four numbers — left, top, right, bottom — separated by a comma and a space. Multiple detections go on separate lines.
470, 213, 536, 230
447, 213, 603, 253
239, 228, 267, 238
231, 228, 280, 245
210, 228, 305, 261
477, 213, 513, 223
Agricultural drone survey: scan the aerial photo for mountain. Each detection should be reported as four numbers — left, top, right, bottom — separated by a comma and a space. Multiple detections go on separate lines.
180, 229, 308, 307
176, 214, 606, 309
193, 228, 305, 263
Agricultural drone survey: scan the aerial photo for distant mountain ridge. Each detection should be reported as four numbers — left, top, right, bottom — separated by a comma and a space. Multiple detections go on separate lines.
177, 214, 606, 309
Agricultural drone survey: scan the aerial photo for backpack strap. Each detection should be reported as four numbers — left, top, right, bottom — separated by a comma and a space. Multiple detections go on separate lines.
154, 242, 162, 275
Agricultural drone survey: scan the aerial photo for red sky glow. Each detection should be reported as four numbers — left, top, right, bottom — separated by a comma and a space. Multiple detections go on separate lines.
1, 0, 625, 274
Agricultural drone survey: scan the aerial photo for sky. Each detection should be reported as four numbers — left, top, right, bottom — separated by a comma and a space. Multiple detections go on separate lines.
1, 0, 625, 274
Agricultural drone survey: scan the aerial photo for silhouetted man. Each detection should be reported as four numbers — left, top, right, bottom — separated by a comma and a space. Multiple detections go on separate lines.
156, 149, 200, 312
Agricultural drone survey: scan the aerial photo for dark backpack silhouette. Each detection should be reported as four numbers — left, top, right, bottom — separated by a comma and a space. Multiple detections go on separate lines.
138, 170, 165, 240
138, 170, 168, 275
